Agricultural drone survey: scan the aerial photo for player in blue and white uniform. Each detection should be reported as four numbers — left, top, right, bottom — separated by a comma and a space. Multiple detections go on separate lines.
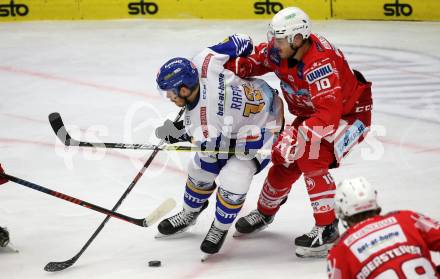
155, 34, 284, 258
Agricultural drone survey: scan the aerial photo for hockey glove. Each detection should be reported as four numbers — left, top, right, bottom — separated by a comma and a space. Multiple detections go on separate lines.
155, 120, 190, 144
271, 126, 307, 165
224, 57, 254, 78
0, 164, 8, 185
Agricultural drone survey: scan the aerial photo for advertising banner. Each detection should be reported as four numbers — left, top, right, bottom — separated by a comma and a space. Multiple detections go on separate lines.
0, 0, 330, 22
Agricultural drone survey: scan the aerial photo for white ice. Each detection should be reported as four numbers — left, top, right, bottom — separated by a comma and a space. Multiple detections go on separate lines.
1, 19, 440, 279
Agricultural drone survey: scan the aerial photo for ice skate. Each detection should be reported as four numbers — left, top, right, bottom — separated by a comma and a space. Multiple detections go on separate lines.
0, 227, 18, 253
233, 209, 274, 237
155, 201, 208, 239
200, 221, 228, 262
294, 219, 339, 258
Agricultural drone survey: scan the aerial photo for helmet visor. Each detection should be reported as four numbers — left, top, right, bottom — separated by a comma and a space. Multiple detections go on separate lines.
267, 24, 275, 42
267, 24, 290, 47
157, 85, 180, 100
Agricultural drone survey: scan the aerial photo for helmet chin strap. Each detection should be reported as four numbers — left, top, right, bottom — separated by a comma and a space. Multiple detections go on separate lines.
182, 97, 191, 105
172, 88, 189, 106
341, 219, 350, 229
289, 44, 298, 56
289, 43, 300, 58
176, 95, 191, 106
289, 37, 310, 60
289, 36, 306, 50
179, 85, 199, 105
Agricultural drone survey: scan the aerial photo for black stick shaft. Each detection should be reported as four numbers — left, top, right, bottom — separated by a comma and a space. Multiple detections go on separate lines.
45, 108, 185, 271
1, 173, 146, 227
48, 112, 271, 155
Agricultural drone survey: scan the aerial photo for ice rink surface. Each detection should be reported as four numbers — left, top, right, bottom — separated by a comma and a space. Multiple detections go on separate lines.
1, 19, 440, 278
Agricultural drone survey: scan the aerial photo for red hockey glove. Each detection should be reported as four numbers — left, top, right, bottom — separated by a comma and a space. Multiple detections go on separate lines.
271, 126, 307, 165
0, 164, 8, 185
224, 57, 253, 78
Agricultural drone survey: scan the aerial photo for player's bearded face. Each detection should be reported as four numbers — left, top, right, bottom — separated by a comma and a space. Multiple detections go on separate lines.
274, 38, 296, 59
166, 86, 198, 107
166, 91, 187, 107
274, 34, 305, 59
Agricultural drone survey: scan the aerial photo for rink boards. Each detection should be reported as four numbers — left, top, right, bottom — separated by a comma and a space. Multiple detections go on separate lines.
0, 0, 439, 22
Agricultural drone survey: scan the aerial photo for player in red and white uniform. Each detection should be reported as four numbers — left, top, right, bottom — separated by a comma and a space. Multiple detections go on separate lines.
0, 163, 11, 248
328, 177, 440, 279
226, 7, 373, 257
0, 164, 7, 186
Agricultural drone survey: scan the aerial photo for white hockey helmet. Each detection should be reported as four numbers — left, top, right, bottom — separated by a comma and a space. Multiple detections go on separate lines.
335, 177, 380, 220
268, 7, 311, 44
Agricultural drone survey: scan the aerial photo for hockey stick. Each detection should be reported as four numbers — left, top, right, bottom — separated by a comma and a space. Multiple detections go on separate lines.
48, 112, 272, 156
49, 112, 154, 150
0, 173, 176, 227
44, 108, 185, 272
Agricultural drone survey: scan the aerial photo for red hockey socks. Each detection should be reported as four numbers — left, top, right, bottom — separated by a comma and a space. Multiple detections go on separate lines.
304, 170, 336, 226
257, 164, 302, 216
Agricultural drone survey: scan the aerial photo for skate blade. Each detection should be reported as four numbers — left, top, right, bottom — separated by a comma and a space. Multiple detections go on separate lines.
1, 243, 19, 253
154, 229, 189, 239
201, 253, 212, 262
295, 244, 332, 258
155, 232, 183, 239
232, 225, 268, 238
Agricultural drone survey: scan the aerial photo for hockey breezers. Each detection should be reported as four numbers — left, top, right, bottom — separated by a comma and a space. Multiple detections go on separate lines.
0, 173, 176, 228
48, 112, 272, 156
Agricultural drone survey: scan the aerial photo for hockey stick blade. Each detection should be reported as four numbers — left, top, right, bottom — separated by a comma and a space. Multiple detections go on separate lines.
43, 198, 176, 272
44, 257, 77, 272
143, 198, 176, 227
48, 112, 80, 146
48, 112, 156, 149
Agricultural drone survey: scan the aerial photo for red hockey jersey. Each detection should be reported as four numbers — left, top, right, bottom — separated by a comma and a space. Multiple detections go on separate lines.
238, 34, 372, 139
327, 210, 440, 279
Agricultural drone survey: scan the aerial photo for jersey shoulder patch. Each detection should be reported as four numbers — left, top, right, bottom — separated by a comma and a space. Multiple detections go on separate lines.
201, 53, 214, 78
316, 35, 333, 50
